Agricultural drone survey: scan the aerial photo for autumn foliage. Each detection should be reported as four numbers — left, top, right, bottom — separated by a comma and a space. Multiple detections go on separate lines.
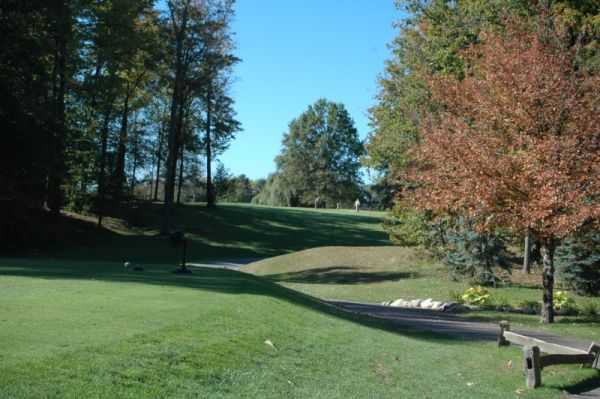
409, 22, 600, 322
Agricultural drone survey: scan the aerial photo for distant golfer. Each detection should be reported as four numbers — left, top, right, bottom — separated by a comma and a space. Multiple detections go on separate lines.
354, 198, 360, 212
314, 196, 320, 209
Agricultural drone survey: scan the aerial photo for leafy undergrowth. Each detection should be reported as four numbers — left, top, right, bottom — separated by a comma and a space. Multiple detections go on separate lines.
0, 258, 593, 398
246, 246, 600, 341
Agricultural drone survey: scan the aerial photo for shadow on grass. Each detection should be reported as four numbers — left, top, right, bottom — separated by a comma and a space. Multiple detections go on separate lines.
0, 259, 483, 345
1, 258, 597, 394
27, 202, 390, 264
559, 375, 600, 396
267, 266, 418, 284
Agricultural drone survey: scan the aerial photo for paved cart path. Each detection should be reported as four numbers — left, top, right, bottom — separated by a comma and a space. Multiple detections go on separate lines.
188, 258, 260, 270
329, 300, 592, 350
329, 300, 599, 397
188, 263, 599, 396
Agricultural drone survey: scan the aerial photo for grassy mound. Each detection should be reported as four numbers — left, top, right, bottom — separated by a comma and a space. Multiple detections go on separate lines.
0, 258, 593, 398
246, 246, 471, 303
246, 246, 429, 281
44, 203, 389, 264
246, 246, 600, 341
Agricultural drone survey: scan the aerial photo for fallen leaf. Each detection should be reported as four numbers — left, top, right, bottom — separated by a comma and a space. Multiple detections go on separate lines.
264, 340, 277, 350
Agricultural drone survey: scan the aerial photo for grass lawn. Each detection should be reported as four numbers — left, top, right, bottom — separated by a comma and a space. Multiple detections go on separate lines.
1, 258, 597, 399
3, 204, 599, 397
247, 246, 600, 342
44, 203, 389, 264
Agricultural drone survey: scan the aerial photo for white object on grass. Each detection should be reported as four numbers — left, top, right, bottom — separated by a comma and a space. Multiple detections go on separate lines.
264, 340, 277, 350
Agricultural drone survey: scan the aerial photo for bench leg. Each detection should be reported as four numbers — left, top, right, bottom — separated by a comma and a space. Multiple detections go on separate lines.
588, 343, 600, 369
524, 346, 541, 388
498, 321, 510, 346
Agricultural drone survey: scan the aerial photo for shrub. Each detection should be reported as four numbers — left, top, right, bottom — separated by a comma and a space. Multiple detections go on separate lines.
554, 291, 578, 315
383, 205, 427, 247
461, 286, 491, 306
580, 302, 599, 318
518, 300, 541, 315
448, 290, 465, 304
444, 218, 512, 287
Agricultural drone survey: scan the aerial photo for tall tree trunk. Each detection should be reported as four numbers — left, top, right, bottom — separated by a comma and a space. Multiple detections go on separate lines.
177, 143, 185, 204
130, 155, 138, 197
129, 115, 139, 196
523, 228, 531, 273
540, 237, 556, 324
162, 63, 182, 233
175, 93, 190, 206
47, 0, 70, 215
206, 89, 215, 208
153, 123, 164, 201
97, 99, 115, 228
162, 3, 189, 234
533, 239, 542, 268
113, 88, 130, 201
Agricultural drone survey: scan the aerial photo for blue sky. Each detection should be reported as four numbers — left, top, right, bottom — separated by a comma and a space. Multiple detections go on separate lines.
220, 0, 403, 179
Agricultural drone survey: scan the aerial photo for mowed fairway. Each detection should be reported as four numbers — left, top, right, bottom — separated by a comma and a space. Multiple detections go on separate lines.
1, 205, 598, 398
1, 260, 595, 399
52, 203, 390, 263
247, 246, 600, 342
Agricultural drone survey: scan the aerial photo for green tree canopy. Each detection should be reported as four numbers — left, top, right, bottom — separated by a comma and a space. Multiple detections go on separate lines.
261, 99, 364, 208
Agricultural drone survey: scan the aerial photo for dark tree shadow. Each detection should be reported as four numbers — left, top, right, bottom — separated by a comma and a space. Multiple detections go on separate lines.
553, 375, 600, 396
1, 258, 599, 395
267, 266, 418, 284
18, 203, 391, 264
0, 259, 485, 345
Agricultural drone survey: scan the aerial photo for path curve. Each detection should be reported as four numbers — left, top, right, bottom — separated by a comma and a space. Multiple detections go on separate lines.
329, 300, 599, 398
188, 258, 261, 270
329, 300, 591, 349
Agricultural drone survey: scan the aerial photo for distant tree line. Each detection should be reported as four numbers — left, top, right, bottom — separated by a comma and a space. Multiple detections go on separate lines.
1, 0, 241, 247
369, 0, 600, 323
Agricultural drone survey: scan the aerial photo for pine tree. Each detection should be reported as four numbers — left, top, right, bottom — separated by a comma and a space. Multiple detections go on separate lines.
556, 231, 600, 296
444, 218, 512, 287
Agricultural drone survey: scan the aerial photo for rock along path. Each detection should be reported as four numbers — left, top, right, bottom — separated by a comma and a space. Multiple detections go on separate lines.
186, 263, 599, 396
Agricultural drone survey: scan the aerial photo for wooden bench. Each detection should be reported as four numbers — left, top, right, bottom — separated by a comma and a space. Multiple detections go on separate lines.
498, 321, 600, 388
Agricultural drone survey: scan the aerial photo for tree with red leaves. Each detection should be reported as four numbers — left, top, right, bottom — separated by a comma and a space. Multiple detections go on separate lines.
409, 22, 600, 323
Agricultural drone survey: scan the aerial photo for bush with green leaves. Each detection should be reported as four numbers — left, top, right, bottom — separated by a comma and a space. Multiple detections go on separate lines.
384, 206, 452, 258
580, 302, 599, 318
383, 205, 428, 246
553, 291, 578, 315
461, 286, 491, 306
556, 231, 600, 296
448, 290, 464, 304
